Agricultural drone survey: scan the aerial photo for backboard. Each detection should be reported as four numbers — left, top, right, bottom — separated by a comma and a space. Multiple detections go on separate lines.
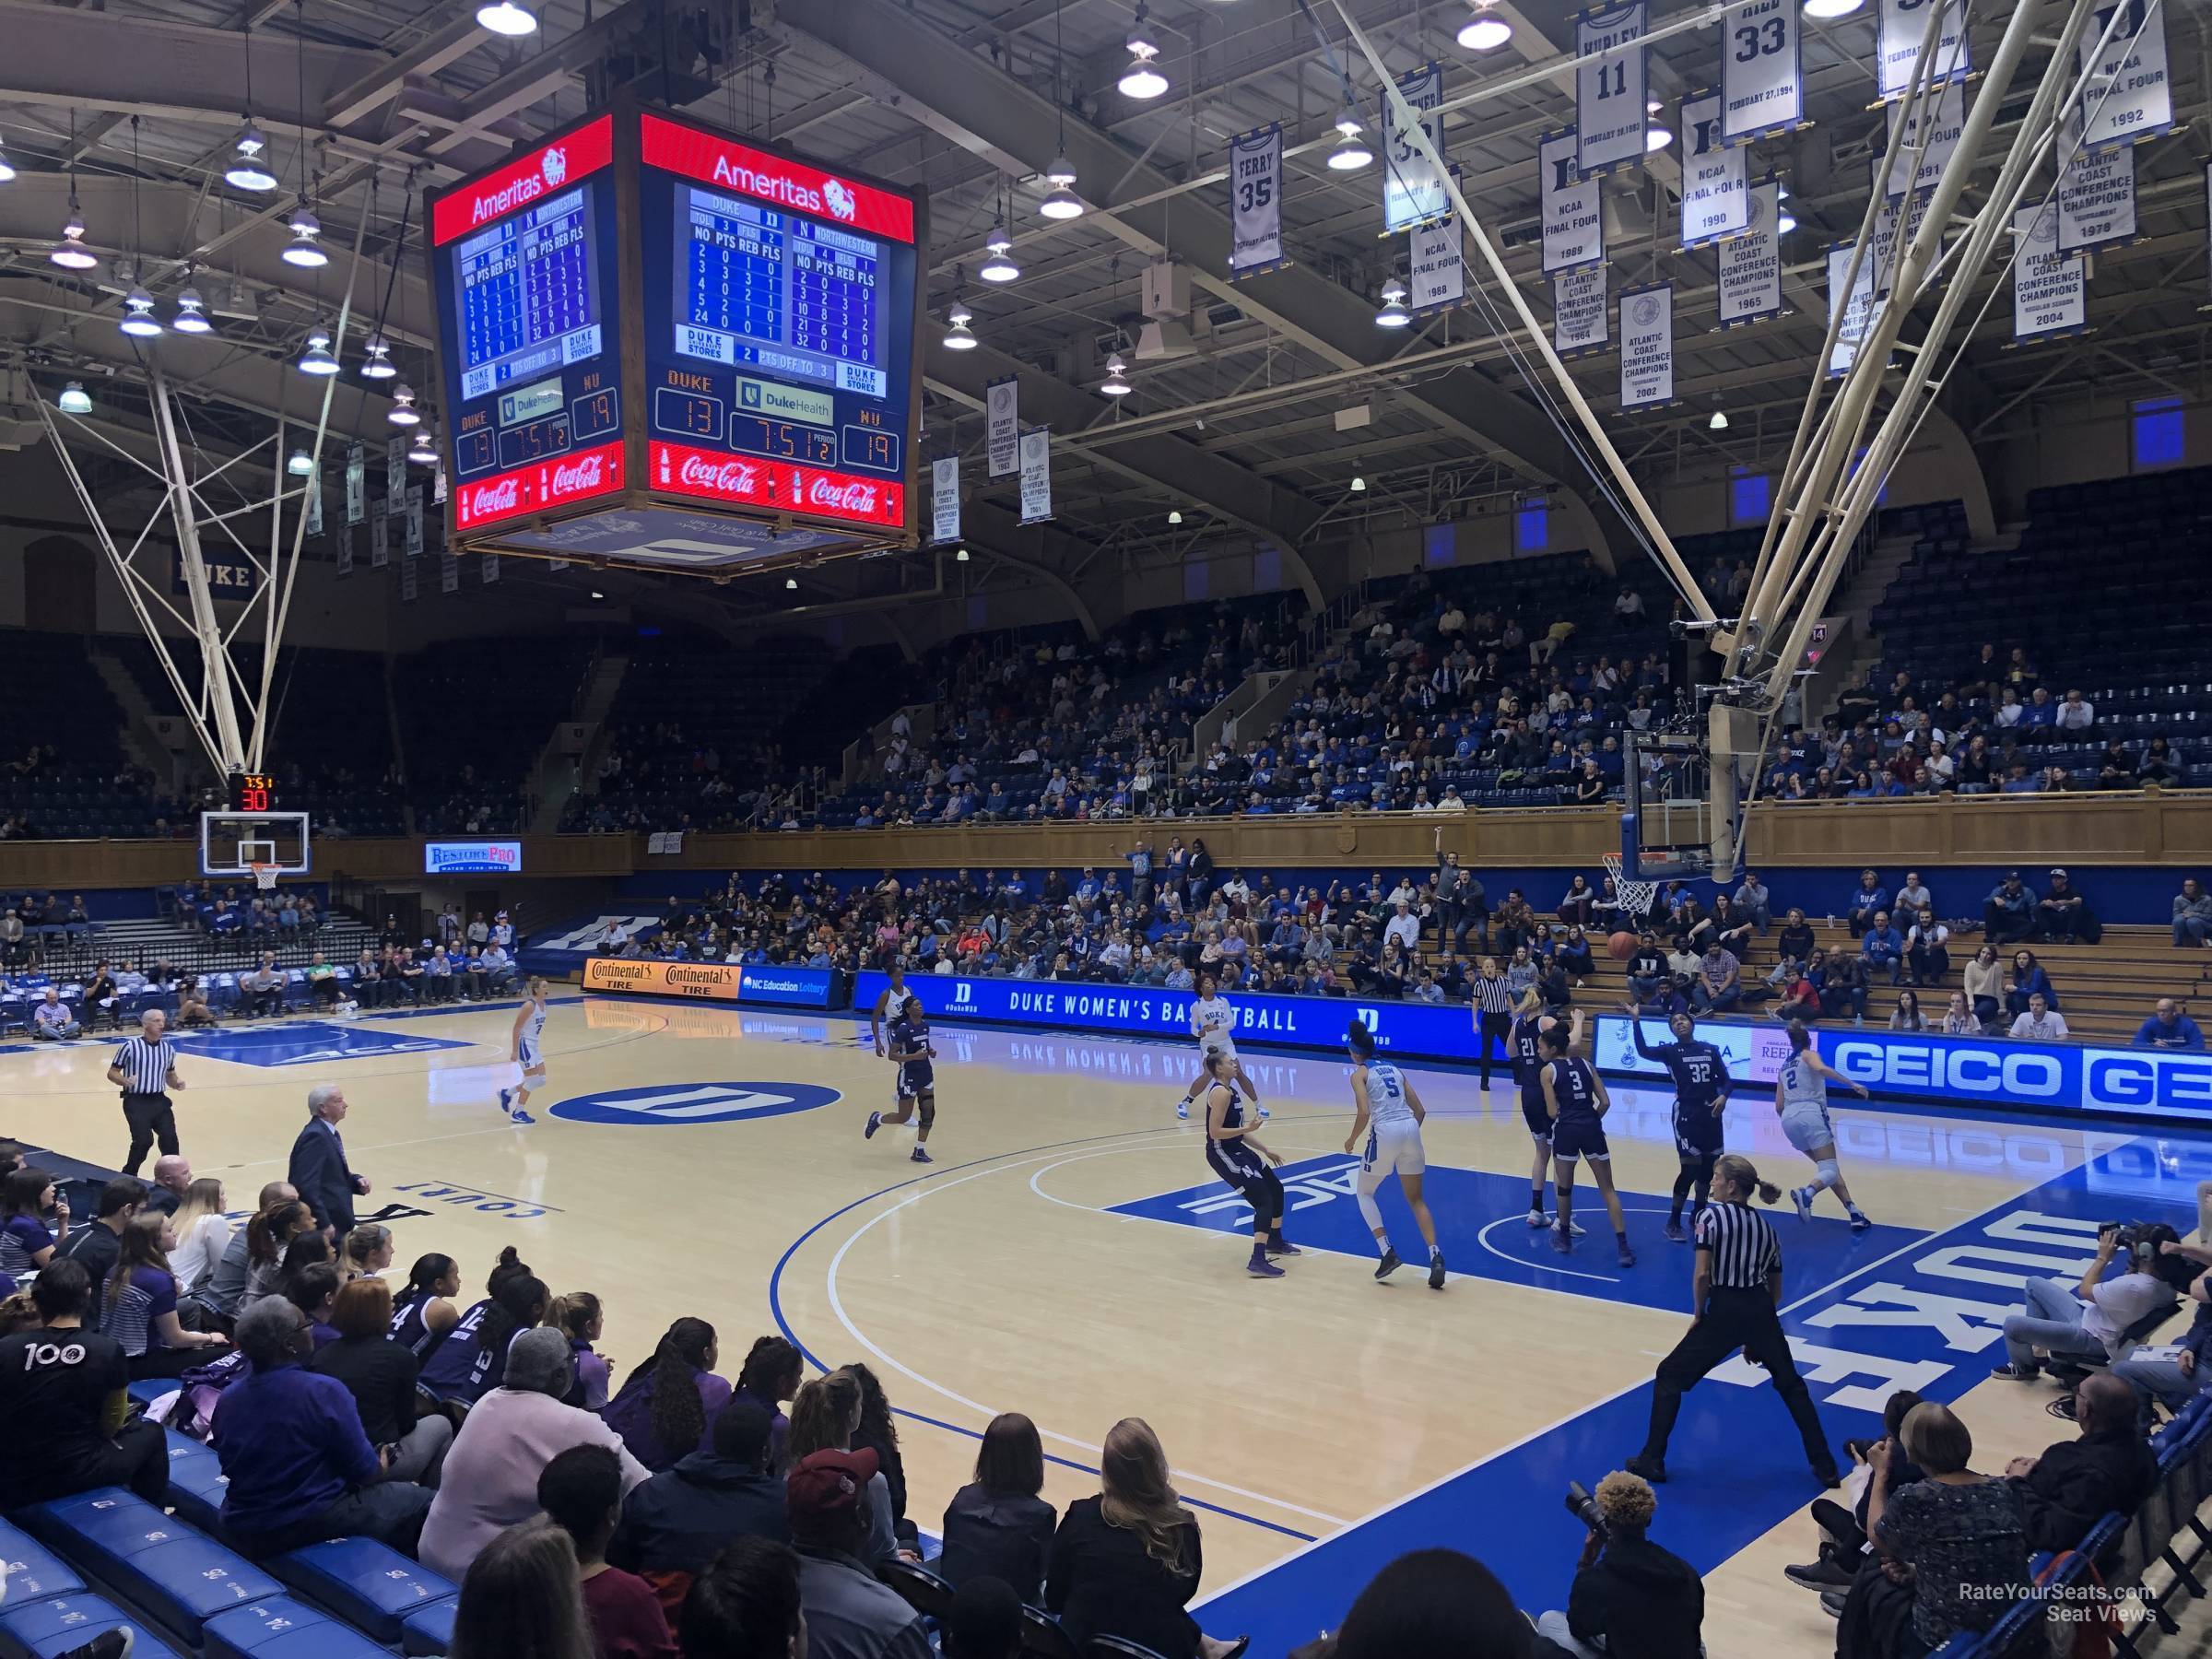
1619, 729, 1714, 883
198, 810, 312, 878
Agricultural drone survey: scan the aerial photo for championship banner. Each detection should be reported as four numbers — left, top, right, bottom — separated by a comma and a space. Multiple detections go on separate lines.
335, 523, 354, 579
1826, 241, 1892, 378
1229, 124, 1287, 275
304, 465, 323, 537
1884, 80, 1966, 198
1867, 175, 1936, 300
930, 456, 960, 544
986, 377, 1019, 477
432, 464, 447, 506
1539, 130, 1605, 274
399, 553, 417, 602
2013, 205, 2087, 340
1409, 209, 1465, 314
1680, 94, 1748, 247
370, 504, 389, 568
404, 489, 425, 559
1553, 266, 1609, 357
385, 436, 407, 510
2059, 132, 2137, 252
1717, 182, 1786, 325
1382, 63, 1448, 231
344, 443, 365, 525
1877, 0, 1971, 101
2077, 0, 2171, 150
482, 551, 500, 584
440, 552, 459, 594
1720, 0, 1802, 142
1618, 284, 1675, 409
1018, 429, 1052, 524
1574, 2, 1648, 178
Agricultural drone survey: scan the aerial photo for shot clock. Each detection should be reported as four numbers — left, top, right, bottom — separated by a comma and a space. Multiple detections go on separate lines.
229, 772, 278, 814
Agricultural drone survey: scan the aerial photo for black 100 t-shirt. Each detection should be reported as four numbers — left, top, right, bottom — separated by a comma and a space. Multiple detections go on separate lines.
0, 1324, 130, 1505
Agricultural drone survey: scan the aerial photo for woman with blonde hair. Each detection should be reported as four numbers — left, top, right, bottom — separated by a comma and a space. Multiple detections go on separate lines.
340, 1223, 394, 1281
783, 1368, 900, 1568
168, 1176, 233, 1296
1046, 1418, 1250, 1659
446, 1519, 597, 1659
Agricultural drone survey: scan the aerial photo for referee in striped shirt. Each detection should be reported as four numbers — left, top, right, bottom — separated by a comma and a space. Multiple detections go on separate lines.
105, 1007, 184, 1178
1470, 958, 1516, 1088
1627, 1152, 1840, 1488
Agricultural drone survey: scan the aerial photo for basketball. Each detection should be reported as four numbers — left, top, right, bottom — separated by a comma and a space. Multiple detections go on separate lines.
1607, 930, 1638, 960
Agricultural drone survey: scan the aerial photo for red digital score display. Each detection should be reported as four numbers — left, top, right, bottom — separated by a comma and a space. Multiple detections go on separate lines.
230, 772, 277, 813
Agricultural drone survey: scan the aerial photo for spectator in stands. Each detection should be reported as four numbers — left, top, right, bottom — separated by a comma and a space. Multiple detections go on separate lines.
677, 1535, 806, 1659
311, 1277, 453, 1486
1845, 870, 1888, 937
603, 1317, 730, 1473
176, 975, 216, 1026
0, 1166, 68, 1277
2003, 1372, 2156, 1556
1691, 941, 1741, 1016
196, 1179, 295, 1327
538, 1444, 680, 1659
1939, 992, 1982, 1036
1559, 876, 1596, 929
2112, 1242, 2212, 1423
1312, 1547, 1533, 1659
213, 1297, 433, 1558
31, 986, 80, 1041
1819, 951, 1870, 1026
1785, 1389, 1924, 1593
1983, 871, 2036, 946
244, 953, 286, 1018
448, 1517, 598, 1659
786, 1446, 932, 1659
1534, 1469, 1701, 1659
1858, 912, 1905, 987
2004, 950, 2058, 1020
1963, 945, 2005, 1031
422, 1326, 649, 1582
1732, 872, 1772, 935
2036, 868, 2100, 945
1888, 992, 1927, 1032
1777, 908, 1816, 965
608, 1400, 787, 1620
731, 1335, 803, 1478
1993, 1223, 2180, 1382
0, 1255, 170, 1509
52, 1177, 147, 1333
0, 906, 22, 966
1894, 872, 1934, 917
169, 1175, 232, 1297
1775, 962, 1822, 1025
2174, 878, 2212, 948
2009, 992, 2068, 1041
2135, 999, 2206, 1050
1494, 889, 1537, 959
1904, 910, 1950, 988
939, 1411, 1055, 1600
106, 1210, 228, 1379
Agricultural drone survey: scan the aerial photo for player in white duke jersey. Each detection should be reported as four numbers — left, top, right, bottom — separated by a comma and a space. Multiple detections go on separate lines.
498, 975, 550, 1124
869, 962, 909, 1055
1344, 1020, 1445, 1288
1175, 971, 1265, 1122
1775, 1020, 1872, 1230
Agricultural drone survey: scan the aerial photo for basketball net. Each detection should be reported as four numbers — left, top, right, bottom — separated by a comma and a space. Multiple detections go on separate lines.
1600, 853, 1659, 923
250, 862, 279, 893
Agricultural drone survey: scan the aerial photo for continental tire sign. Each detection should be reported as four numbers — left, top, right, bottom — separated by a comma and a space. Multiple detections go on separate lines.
582, 958, 741, 1001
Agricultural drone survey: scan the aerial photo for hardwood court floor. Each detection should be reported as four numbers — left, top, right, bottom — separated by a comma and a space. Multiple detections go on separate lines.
2, 994, 2193, 1656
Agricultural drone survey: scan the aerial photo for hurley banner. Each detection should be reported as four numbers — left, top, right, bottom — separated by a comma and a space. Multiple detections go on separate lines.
2078, 0, 2171, 149
1018, 429, 1052, 524
2059, 131, 2137, 252
986, 377, 1019, 477
1826, 242, 1892, 378
2013, 205, 2087, 340
344, 443, 365, 525
1228, 124, 1287, 275
1409, 209, 1466, 314
1720, 0, 1802, 142
1884, 80, 1966, 198
1618, 284, 1675, 409
1554, 266, 1609, 357
1383, 63, 1449, 230
1680, 94, 1749, 247
385, 437, 407, 510
930, 456, 960, 544
1717, 182, 1786, 325
1540, 130, 1605, 273
1877, 0, 1971, 101
370, 504, 390, 568
1574, 3, 1649, 177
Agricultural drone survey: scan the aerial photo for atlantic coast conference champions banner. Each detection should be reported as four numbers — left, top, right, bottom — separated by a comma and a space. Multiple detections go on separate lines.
1718, 182, 1785, 324
2013, 205, 2087, 341
1720, 0, 1802, 141
1574, 2, 1648, 177
2059, 131, 2137, 253
1554, 265, 1609, 357
1540, 130, 1605, 274
1619, 284, 1675, 410
930, 456, 959, 544
1229, 124, 1286, 275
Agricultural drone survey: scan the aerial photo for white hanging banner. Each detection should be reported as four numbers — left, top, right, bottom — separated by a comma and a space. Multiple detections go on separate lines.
1877, 0, 1971, 101
440, 552, 459, 594
1228, 125, 1287, 276
344, 443, 365, 525
2013, 206, 2087, 340
1382, 62, 1448, 231
404, 490, 425, 559
1826, 242, 1895, 378
1018, 429, 1052, 524
1539, 130, 1605, 274
2059, 129, 2137, 252
370, 504, 390, 568
1680, 95, 1749, 247
1554, 266, 1610, 358
1720, 0, 1802, 142
399, 553, 418, 602
2077, 0, 2171, 150
1574, 3, 1648, 178
1618, 284, 1675, 409
481, 551, 500, 585
1717, 182, 1786, 325
2206, 163, 2212, 301
432, 465, 447, 507
986, 377, 1019, 477
930, 456, 961, 544
303, 465, 324, 537
1883, 80, 1967, 199
335, 523, 354, 579
1865, 172, 1936, 301
1408, 210, 1465, 314
385, 437, 407, 510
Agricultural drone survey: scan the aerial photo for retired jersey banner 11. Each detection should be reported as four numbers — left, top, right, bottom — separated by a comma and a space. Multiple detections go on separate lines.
1884, 80, 1965, 198
2013, 206, 2087, 340
1720, 0, 1802, 141
1574, 2, 1648, 178
1718, 182, 1786, 325
1228, 125, 1286, 275
1382, 63, 1449, 231
1539, 130, 1605, 274
2077, 0, 2171, 150
930, 456, 959, 544
985, 377, 1018, 477
1553, 265, 1609, 357
1877, 0, 1971, 101
1679, 95, 1748, 247
2059, 134, 2137, 253
1618, 284, 1675, 409
1409, 212, 1465, 314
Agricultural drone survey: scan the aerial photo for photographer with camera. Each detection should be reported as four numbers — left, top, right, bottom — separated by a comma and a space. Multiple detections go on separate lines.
1991, 1220, 2188, 1382
1533, 1471, 1702, 1659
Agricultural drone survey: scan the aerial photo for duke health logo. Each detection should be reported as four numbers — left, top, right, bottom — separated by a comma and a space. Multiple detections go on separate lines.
550, 1080, 841, 1127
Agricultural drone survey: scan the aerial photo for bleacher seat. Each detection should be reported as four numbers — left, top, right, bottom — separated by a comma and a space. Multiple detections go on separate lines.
124, 1378, 171, 1409
0, 1523, 86, 1611
161, 1431, 229, 1534
18, 1488, 279, 1646
0, 1593, 187, 1659
202, 1594, 392, 1659
1019, 1604, 1082, 1659
271, 1537, 455, 1643
399, 1596, 454, 1657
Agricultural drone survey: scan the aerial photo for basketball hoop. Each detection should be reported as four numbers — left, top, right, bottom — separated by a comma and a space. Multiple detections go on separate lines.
1601, 853, 1660, 922
249, 862, 279, 893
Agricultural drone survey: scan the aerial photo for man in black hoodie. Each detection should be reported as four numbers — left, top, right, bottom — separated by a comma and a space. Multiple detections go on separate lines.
2006, 1372, 2157, 1556
606, 1401, 788, 1617
1535, 1470, 1702, 1658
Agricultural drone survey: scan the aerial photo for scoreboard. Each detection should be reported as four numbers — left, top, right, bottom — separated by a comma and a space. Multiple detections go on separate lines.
426, 104, 924, 574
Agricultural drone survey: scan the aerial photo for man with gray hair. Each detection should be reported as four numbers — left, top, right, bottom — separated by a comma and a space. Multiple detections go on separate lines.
288, 1085, 369, 1242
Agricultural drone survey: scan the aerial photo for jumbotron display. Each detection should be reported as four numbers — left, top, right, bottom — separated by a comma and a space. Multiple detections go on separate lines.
426, 103, 924, 575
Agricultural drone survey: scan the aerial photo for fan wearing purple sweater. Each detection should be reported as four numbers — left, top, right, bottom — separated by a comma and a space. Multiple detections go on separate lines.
601, 1317, 731, 1473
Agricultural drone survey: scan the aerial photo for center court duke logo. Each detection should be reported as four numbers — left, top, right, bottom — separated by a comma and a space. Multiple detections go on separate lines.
549, 1080, 841, 1126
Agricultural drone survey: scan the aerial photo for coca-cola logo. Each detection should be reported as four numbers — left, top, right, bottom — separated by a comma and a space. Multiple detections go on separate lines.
677, 455, 760, 495
808, 477, 879, 513
465, 477, 522, 515
550, 453, 605, 495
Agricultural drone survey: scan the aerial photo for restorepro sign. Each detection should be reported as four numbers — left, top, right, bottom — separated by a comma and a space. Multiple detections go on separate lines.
424, 840, 523, 876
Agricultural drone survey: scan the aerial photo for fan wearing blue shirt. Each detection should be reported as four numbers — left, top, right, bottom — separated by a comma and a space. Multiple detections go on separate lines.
1858, 913, 1905, 986
1845, 871, 1888, 938
2135, 1000, 2206, 1052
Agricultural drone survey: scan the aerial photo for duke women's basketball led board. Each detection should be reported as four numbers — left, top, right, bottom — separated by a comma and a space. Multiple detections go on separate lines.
426, 103, 925, 577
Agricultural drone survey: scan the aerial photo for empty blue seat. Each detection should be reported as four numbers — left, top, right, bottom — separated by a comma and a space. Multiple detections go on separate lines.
18, 1488, 280, 1645
400, 1595, 455, 1657
0, 1524, 85, 1612
162, 1436, 229, 1534
203, 1595, 391, 1659
124, 1378, 171, 1407
272, 1537, 455, 1643
0, 1594, 188, 1659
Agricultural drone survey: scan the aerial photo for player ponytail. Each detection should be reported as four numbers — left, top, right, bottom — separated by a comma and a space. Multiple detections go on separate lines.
1786, 1020, 1814, 1054
1345, 1019, 1376, 1058
1714, 1154, 1781, 1205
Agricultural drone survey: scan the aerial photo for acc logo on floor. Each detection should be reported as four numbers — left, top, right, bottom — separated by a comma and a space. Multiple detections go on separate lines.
548, 1080, 842, 1126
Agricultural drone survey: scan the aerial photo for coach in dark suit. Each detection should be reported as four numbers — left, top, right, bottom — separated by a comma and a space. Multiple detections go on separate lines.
287, 1085, 370, 1241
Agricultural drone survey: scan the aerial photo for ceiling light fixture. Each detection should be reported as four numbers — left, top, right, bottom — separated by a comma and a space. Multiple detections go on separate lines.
978, 218, 1019, 283
359, 334, 396, 378
1457, 1, 1512, 51
1375, 276, 1412, 328
1802, 0, 1865, 16
476, 0, 538, 33
954, 547, 970, 561
171, 287, 213, 334
1041, 178, 1084, 220
297, 324, 341, 375
944, 304, 978, 350
1167, 509, 1182, 524
1327, 103, 1373, 171
50, 193, 96, 270
1119, 3, 1169, 98
386, 381, 422, 421
408, 428, 438, 465
119, 286, 163, 337
784, 576, 799, 590
1709, 407, 1730, 430
57, 382, 92, 416
1349, 475, 1367, 492
227, 124, 278, 191
287, 445, 314, 476
0, 137, 16, 185
1645, 122, 1673, 152
282, 205, 327, 267
1100, 352, 1132, 396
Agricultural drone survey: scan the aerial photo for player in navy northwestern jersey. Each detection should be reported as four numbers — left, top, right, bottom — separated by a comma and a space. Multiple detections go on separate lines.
1625, 1005, 1736, 1242
1512, 994, 1586, 1233
865, 994, 937, 1164
1202, 1050, 1298, 1278
1539, 1022, 1634, 1266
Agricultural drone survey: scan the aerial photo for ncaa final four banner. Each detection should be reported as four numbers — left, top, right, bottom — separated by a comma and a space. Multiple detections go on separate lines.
1717, 182, 1786, 325
1574, 2, 1648, 178
986, 378, 1019, 478
1679, 95, 1748, 248
2077, 0, 2171, 150
2059, 125, 2138, 253
1228, 125, 1286, 276
1408, 207, 1466, 315
930, 456, 960, 544
1382, 63, 1449, 232
1720, 0, 1802, 142
2013, 205, 2088, 341
1018, 429, 1052, 524
1877, 0, 1971, 101
1539, 130, 1605, 274
1618, 284, 1675, 410
1884, 80, 1966, 199
1553, 265, 1609, 358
